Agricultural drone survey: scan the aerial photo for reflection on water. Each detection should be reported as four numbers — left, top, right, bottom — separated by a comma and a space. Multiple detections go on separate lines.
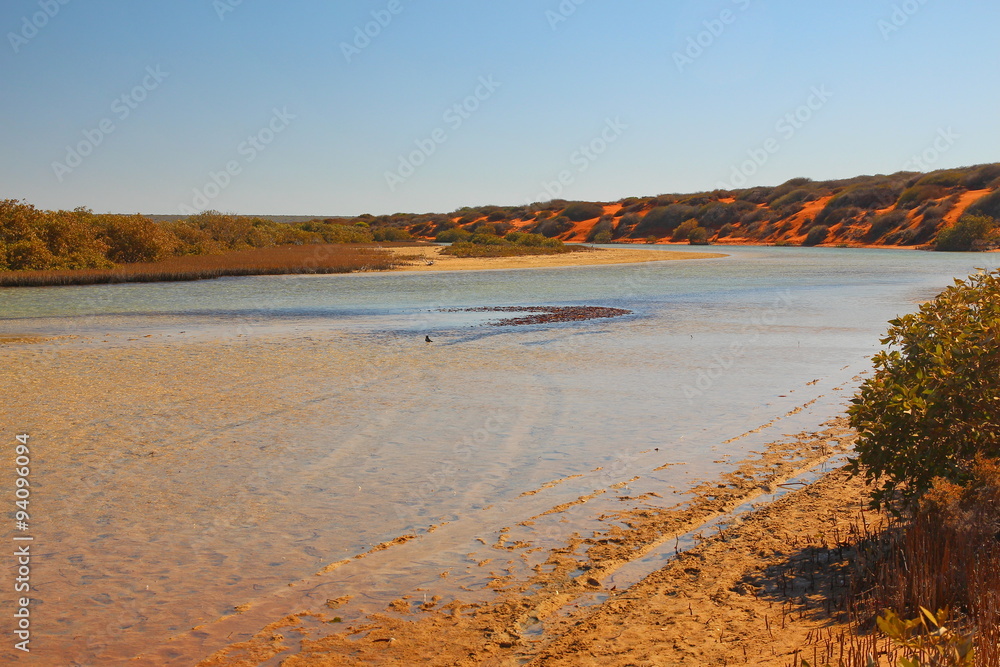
1, 246, 997, 664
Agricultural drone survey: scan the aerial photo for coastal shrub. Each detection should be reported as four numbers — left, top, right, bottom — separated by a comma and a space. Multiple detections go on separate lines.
591, 231, 612, 244
770, 188, 812, 210
866, 210, 909, 242
443, 231, 569, 257
815, 205, 864, 228
532, 216, 573, 238
803, 225, 829, 246
37, 210, 114, 269
435, 227, 472, 243
963, 163, 1000, 190
848, 268, 1000, 510
634, 204, 697, 237
967, 189, 1000, 219
934, 214, 999, 251
738, 208, 767, 226
562, 201, 604, 222
769, 203, 804, 221
298, 220, 374, 244
614, 213, 641, 239
897, 184, 949, 210
909, 218, 941, 246
468, 232, 506, 245
916, 169, 965, 188
372, 227, 412, 242
743, 219, 772, 239
503, 231, 561, 248
99, 214, 178, 263
697, 201, 754, 230
486, 210, 507, 222
586, 217, 615, 243
688, 227, 710, 245
927, 197, 954, 217
716, 223, 736, 239
735, 187, 774, 204
680, 194, 711, 207
672, 219, 700, 241
0, 244, 404, 286
821, 182, 904, 218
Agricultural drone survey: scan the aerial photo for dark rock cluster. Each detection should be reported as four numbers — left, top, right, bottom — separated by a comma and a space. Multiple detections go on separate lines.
441, 305, 632, 326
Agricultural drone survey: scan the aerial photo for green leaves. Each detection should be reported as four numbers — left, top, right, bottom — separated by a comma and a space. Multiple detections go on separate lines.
873, 608, 975, 667
849, 269, 1000, 511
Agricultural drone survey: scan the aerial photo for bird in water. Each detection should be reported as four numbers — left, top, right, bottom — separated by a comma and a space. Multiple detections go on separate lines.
425, 335, 433, 343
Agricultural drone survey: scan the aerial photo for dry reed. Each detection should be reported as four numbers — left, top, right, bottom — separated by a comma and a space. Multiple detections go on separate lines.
792, 461, 1000, 666
0, 244, 405, 287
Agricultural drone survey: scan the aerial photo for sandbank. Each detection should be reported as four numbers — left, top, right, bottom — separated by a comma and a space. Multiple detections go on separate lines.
386, 245, 727, 272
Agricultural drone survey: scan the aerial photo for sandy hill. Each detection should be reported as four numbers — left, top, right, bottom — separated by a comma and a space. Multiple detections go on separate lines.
378, 163, 1000, 249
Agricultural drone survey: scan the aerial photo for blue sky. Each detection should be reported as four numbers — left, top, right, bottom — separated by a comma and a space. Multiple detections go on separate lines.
2, 0, 997, 216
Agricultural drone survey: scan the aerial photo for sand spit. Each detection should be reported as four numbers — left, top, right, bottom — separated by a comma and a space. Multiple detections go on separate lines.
387, 246, 727, 272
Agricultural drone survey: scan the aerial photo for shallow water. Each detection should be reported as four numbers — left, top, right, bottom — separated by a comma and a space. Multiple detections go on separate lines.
1, 246, 997, 664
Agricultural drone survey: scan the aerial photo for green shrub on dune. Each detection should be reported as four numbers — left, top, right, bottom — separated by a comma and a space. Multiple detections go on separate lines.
441, 231, 571, 257
967, 189, 1000, 220
934, 214, 999, 251
562, 201, 604, 222
803, 224, 830, 246
435, 227, 472, 243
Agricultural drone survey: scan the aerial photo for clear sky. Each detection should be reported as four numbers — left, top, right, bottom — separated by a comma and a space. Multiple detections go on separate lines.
2, 0, 998, 216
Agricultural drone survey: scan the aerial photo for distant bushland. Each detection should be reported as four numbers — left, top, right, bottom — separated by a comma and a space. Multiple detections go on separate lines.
803, 225, 830, 246
935, 214, 1000, 251
967, 189, 1000, 219
562, 201, 604, 222
865, 210, 909, 242
585, 216, 615, 243
633, 204, 697, 237
0, 243, 402, 287
442, 231, 579, 257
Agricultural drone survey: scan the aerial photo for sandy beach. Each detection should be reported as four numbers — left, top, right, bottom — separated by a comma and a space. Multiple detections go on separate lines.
386, 246, 728, 272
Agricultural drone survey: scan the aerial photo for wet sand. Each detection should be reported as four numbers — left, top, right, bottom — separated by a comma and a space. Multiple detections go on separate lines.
0, 327, 865, 666
195, 426, 866, 667
387, 246, 727, 272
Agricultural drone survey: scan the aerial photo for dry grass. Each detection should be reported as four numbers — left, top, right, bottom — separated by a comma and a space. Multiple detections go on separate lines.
791, 460, 1000, 667
0, 244, 406, 287
850, 459, 1000, 666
